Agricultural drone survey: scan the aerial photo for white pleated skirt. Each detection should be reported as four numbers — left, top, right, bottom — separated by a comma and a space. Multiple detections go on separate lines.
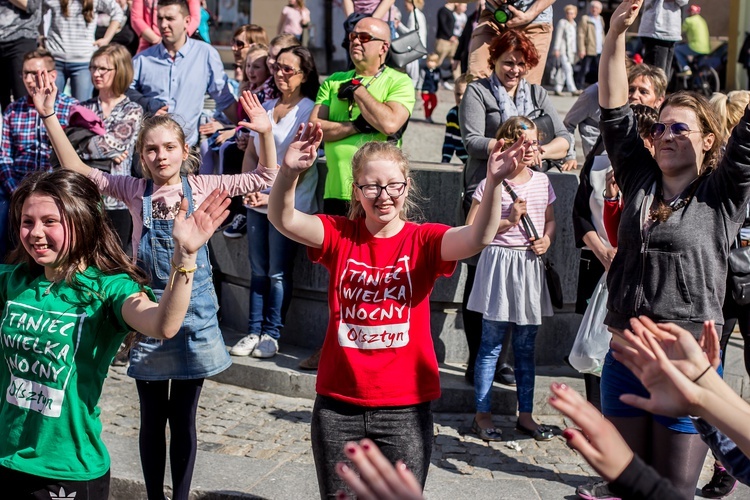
467, 245, 553, 325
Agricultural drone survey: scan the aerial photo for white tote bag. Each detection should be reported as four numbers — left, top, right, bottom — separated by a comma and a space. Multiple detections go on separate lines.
569, 274, 611, 375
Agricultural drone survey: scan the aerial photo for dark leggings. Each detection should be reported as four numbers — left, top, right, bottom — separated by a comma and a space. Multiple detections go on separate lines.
136, 378, 205, 500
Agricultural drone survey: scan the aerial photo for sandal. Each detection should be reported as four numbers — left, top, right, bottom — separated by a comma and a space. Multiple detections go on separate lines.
471, 418, 503, 442
515, 422, 554, 441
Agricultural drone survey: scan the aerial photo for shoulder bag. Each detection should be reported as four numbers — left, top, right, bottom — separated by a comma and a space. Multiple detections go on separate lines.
529, 84, 563, 173
387, 10, 428, 69
502, 181, 564, 309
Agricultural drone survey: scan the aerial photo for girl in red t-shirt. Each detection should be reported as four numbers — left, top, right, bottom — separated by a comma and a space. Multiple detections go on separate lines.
268, 123, 534, 498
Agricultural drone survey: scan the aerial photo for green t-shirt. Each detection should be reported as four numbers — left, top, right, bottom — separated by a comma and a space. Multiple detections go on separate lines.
315, 67, 416, 200
0, 265, 152, 480
682, 15, 710, 55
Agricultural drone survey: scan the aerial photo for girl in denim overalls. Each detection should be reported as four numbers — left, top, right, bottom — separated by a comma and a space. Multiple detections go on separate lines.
42, 87, 279, 500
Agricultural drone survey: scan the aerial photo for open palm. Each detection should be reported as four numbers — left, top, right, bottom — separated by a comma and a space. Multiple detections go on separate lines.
283, 122, 323, 174
30, 70, 58, 117
172, 189, 230, 254
238, 90, 272, 135
486, 136, 529, 184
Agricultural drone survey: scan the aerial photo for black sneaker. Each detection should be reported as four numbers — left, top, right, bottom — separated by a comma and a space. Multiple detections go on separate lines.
223, 214, 247, 238
701, 466, 737, 499
576, 481, 621, 500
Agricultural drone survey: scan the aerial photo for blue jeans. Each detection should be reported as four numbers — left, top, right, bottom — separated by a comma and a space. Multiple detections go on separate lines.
475, 320, 539, 414
674, 42, 702, 70
311, 395, 432, 499
246, 208, 297, 340
54, 60, 93, 101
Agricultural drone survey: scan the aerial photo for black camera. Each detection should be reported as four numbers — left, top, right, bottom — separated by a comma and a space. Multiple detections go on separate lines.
487, 0, 522, 24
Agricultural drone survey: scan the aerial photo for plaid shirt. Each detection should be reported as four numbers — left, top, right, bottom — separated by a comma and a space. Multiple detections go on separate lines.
0, 94, 77, 195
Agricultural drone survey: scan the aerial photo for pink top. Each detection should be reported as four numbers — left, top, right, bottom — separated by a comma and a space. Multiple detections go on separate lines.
131, 0, 201, 53
88, 166, 277, 260
473, 169, 556, 247
278, 5, 310, 36
352, 0, 398, 21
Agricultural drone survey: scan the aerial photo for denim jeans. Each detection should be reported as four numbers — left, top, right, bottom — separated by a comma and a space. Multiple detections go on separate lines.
475, 320, 539, 413
54, 60, 94, 101
246, 208, 297, 340
311, 395, 432, 499
674, 42, 701, 71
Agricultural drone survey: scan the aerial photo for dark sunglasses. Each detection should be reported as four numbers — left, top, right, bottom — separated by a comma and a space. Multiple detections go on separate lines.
274, 63, 302, 77
232, 38, 247, 49
348, 31, 386, 44
649, 122, 701, 140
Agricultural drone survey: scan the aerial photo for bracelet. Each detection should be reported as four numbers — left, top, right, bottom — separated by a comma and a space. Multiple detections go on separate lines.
602, 189, 620, 201
39, 111, 55, 120
169, 260, 198, 290
692, 365, 712, 384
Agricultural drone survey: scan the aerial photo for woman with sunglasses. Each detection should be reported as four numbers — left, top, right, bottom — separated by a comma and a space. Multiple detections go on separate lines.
230, 24, 268, 67
130, 0, 200, 53
596, 1, 750, 498
81, 43, 142, 253
229, 46, 320, 359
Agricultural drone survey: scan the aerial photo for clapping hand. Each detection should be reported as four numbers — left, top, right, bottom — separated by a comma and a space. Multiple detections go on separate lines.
486, 135, 530, 185
238, 91, 272, 135
282, 123, 323, 175
172, 189, 230, 255
30, 70, 57, 118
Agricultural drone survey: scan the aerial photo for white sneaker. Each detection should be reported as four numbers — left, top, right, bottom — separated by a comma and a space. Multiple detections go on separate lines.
230, 334, 260, 356
251, 334, 279, 358
442, 81, 455, 91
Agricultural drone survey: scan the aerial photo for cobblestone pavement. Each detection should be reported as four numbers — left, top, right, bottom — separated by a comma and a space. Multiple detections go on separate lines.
100, 366, 747, 499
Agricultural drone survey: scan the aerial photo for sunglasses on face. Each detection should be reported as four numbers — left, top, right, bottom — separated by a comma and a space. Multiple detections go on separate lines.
355, 182, 407, 199
274, 63, 302, 77
650, 122, 700, 140
232, 38, 247, 49
348, 31, 386, 44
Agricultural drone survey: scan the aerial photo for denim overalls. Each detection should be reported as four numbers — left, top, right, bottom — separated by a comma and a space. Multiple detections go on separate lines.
128, 177, 232, 380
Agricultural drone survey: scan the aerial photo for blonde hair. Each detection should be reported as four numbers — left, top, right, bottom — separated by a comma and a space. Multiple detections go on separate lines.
240, 43, 269, 90
348, 142, 421, 221
90, 43, 133, 96
564, 4, 577, 15
136, 115, 201, 179
710, 90, 750, 144
495, 116, 537, 148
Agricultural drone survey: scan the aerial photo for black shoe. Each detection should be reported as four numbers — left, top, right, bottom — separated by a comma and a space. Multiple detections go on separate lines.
515, 421, 554, 441
495, 363, 516, 386
464, 367, 474, 385
701, 466, 737, 499
576, 481, 620, 500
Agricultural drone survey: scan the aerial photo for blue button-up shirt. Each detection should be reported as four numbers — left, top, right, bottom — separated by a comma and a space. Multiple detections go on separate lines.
131, 36, 236, 146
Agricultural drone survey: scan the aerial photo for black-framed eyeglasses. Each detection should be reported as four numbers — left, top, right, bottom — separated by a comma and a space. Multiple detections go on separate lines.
355, 182, 407, 199
274, 63, 302, 77
89, 66, 115, 75
349, 31, 386, 44
649, 122, 701, 140
232, 38, 247, 49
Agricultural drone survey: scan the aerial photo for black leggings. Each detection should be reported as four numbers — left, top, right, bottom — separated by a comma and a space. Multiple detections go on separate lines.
136, 378, 205, 500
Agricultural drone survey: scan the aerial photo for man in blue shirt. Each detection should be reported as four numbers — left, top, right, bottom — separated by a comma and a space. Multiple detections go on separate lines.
129, 0, 237, 146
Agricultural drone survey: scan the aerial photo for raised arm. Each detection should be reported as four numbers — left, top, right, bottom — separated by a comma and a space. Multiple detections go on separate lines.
122, 190, 230, 338
238, 90, 275, 171
599, 0, 642, 109
32, 71, 93, 177
268, 123, 325, 248
441, 136, 532, 261
371, 0, 396, 20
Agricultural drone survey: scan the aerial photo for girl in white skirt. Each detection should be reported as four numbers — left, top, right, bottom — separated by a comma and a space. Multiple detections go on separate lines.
466, 116, 556, 442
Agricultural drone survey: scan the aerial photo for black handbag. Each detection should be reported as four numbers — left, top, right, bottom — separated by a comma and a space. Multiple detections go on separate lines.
387, 11, 427, 69
528, 85, 563, 173
503, 181, 564, 309
729, 241, 750, 305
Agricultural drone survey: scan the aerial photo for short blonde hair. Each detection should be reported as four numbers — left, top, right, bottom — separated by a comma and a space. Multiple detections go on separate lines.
136, 115, 201, 179
710, 90, 750, 143
564, 4, 578, 15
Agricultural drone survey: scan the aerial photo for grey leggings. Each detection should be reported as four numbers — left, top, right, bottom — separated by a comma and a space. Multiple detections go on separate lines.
310, 396, 433, 499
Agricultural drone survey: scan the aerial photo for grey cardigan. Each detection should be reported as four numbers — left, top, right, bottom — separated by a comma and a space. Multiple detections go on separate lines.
601, 105, 750, 336
458, 77, 570, 211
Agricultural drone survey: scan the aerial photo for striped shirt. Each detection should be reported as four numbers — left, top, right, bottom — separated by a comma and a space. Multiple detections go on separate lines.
441, 106, 467, 164
43, 0, 125, 63
0, 94, 77, 195
473, 169, 555, 247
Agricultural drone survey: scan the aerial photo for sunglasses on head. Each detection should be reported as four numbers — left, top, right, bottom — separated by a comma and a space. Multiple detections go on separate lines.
649, 122, 701, 139
348, 31, 386, 44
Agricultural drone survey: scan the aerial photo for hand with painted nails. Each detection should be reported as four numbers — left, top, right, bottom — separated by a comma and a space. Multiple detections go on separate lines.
548, 383, 634, 482
335, 439, 423, 500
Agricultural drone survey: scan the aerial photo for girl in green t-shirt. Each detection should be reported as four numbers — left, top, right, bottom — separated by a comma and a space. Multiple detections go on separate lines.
0, 168, 229, 498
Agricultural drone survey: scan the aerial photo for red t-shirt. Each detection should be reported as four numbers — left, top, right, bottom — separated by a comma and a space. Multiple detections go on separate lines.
308, 216, 457, 407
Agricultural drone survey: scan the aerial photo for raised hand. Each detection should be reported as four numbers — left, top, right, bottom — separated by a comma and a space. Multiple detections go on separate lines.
238, 91, 272, 135
486, 136, 529, 184
609, 0, 643, 35
548, 383, 634, 482
335, 439, 424, 500
282, 122, 323, 174
172, 189, 230, 255
30, 70, 58, 118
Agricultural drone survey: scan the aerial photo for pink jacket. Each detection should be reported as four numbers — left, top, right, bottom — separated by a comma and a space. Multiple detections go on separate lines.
131, 0, 201, 52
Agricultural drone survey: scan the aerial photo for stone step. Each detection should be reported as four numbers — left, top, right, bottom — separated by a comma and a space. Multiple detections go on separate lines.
213, 328, 585, 415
